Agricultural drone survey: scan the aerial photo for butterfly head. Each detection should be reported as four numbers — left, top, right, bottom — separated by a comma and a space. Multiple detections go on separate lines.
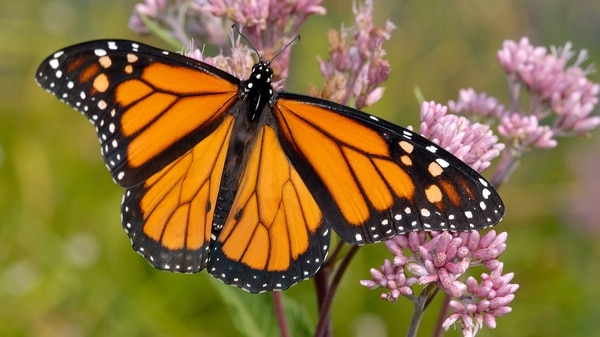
243, 59, 274, 121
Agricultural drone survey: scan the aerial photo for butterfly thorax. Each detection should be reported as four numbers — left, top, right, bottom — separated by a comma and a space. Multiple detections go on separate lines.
241, 60, 274, 122
210, 60, 276, 233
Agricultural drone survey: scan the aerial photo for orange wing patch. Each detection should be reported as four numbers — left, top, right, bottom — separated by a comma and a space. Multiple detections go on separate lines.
122, 116, 234, 271
80, 51, 240, 187
113, 63, 239, 170
142, 62, 237, 94
125, 92, 238, 169
217, 125, 324, 272
274, 98, 415, 227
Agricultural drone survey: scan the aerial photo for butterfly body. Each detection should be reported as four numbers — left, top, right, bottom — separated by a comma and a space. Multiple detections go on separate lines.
36, 40, 504, 293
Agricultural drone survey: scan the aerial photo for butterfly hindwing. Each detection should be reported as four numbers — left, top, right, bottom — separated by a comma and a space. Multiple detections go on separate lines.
273, 93, 504, 244
121, 116, 235, 272
208, 125, 330, 292
35, 40, 240, 187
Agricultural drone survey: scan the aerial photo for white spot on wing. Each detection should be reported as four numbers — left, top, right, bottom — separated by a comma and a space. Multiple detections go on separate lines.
436, 158, 449, 168
49, 59, 60, 69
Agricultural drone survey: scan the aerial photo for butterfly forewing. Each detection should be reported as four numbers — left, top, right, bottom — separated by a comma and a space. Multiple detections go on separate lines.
35, 40, 239, 187
274, 93, 504, 244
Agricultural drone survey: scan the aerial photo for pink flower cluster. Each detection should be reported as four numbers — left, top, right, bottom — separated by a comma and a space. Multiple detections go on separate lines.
316, 0, 395, 108
419, 101, 505, 173
448, 88, 506, 120
449, 37, 599, 157
497, 38, 599, 137
497, 113, 556, 150
130, 0, 393, 109
129, 0, 327, 84
361, 231, 517, 336
185, 33, 257, 83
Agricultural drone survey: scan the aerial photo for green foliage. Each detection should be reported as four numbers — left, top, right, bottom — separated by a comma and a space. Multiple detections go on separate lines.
208, 277, 313, 337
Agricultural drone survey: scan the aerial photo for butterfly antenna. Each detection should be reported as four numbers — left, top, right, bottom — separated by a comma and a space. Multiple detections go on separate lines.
271, 35, 300, 62
231, 24, 300, 62
231, 24, 261, 59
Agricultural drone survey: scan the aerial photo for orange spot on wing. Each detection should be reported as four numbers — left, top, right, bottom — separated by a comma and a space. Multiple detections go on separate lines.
77, 62, 100, 84
439, 179, 461, 207
400, 155, 412, 166
425, 184, 443, 203
92, 73, 110, 93
98, 55, 112, 68
399, 140, 414, 154
428, 161, 443, 177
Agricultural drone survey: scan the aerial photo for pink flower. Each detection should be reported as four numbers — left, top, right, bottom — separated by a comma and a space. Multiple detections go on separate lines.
457, 37, 600, 185
185, 32, 257, 83
448, 88, 506, 119
129, 0, 168, 34
419, 101, 505, 173
497, 37, 600, 136
498, 113, 557, 149
316, 0, 395, 108
129, 0, 327, 85
362, 231, 517, 336
442, 263, 517, 336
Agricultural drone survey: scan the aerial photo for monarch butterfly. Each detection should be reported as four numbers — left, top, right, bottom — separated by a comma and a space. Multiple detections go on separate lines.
35, 39, 504, 293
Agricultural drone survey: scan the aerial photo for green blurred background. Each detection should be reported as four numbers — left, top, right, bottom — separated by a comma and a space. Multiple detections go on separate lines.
2, 0, 600, 336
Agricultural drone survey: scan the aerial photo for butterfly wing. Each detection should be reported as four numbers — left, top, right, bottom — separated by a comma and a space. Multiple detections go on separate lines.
273, 93, 504, 244
122, 116, 235, 272
35, 40, 240, 187
36, 40, 244, 272
208, 125, 330, 292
